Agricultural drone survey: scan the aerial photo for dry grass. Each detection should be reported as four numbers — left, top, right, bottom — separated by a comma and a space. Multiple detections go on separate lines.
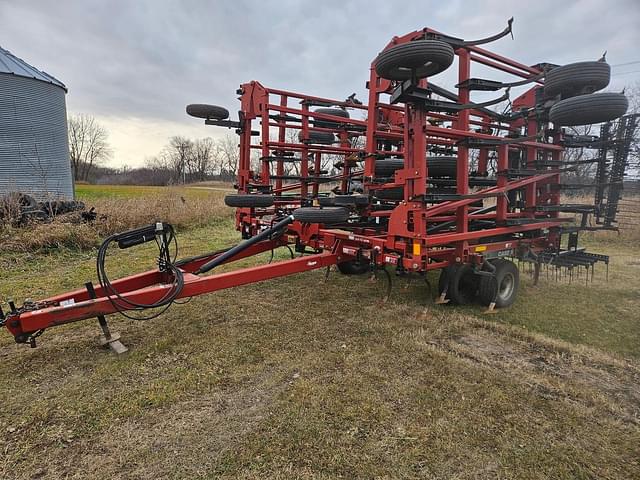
0, 187, 639, 478
0, 187, 231, 253
0, 257, 638, 479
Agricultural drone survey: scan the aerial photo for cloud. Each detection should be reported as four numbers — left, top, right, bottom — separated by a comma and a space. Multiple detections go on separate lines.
2, 0, 639, 166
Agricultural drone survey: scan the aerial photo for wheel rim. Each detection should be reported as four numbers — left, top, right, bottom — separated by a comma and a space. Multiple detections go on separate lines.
498, 273, 515, 300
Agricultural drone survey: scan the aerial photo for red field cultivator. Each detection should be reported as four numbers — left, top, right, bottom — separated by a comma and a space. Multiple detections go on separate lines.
2, 20, 635, 352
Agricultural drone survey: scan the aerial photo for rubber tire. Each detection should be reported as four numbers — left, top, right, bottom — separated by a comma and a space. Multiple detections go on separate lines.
374, 187, 404, 201
337, 259, 370, 275
375, 40, 455, 81
224, 194, 274, 208
428, 156, 457, 178
293, 206, 349, 223
318, 197, 336, 207
4, 192, 38, 209
186, 104, 229, 120
445, 264, 479, 305
313, 108, 350, 128
549, 93, 628, 126
334, 195, 369, 207
478, 259, 519, 308
544, 61, 610, 99
375, 158, 404, 177
298, 130, 335, 145
374, 156, 457, 178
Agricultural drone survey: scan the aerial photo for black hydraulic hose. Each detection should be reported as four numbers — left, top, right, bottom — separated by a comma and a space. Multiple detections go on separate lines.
195, 215, 295, 274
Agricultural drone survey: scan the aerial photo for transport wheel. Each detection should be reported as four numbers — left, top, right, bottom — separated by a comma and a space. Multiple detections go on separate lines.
298, 130, 335, 145
186, 103, 229, 120
442, 263, 479, 305
478, 259, 520, 308
313, 108, 350, 128
224, 194, 274, 208
337, 259, 370, 275
375, 40, 455, 81
549, 93, 628, 126
544, 61, 610, 99
293, 206, 349, 223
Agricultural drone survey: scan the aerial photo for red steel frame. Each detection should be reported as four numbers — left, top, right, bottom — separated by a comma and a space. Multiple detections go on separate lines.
4, 26, 572, 343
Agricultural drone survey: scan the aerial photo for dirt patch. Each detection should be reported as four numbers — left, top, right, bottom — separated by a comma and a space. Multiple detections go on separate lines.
422, 321, 640, 425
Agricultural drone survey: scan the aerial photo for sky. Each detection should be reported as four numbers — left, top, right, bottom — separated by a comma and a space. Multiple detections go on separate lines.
2, 0, 639, 168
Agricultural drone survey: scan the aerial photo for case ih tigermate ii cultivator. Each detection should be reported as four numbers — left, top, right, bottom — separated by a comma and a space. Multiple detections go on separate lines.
2, 20, 636, 353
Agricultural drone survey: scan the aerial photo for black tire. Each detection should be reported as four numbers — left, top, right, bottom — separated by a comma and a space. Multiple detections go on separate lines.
186, 104, 229, 120
224, 194, 274, 208
298, 130, 335, 145
313, 108, 350, 129
478, 259, 519, 308
375, 158, 404, 177
549, 93, 628, 126
318, 196, 336, 207
428, 156, 457, 178
374, 156, 457, 178
445, 263, 479, 305
373, 187, 404, 201
544, 61, 610, 99
337, 259, 370, 275
4, 192, 38, 209
293, 206, 349, 223
375, 40, 454, 81
334, 195, 369, 207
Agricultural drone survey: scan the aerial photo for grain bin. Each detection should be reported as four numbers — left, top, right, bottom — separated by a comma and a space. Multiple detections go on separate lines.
0, 46, 73, 200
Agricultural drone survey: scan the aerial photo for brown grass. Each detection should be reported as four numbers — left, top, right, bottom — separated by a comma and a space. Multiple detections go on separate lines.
1, 187, 639, 478
0, 189, 231, 253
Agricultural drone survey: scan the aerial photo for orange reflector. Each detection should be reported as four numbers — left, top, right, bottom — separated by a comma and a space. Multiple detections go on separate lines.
413, 241, 421, 256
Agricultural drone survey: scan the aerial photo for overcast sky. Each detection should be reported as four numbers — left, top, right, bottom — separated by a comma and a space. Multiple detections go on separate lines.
2, 0, 639, 167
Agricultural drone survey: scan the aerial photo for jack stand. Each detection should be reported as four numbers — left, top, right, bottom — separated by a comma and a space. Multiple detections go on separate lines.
323, 266, 331, 282
85, 282, 128, 355
483, 302, 497, 314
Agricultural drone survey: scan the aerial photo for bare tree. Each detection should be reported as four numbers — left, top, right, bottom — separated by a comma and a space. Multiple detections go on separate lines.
68, 114, 112, 181
165, 136, 194, 183
191, 138, 217, 181
218, 134, 240, 180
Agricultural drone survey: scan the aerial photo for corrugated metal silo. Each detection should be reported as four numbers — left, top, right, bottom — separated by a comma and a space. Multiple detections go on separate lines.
0, 46, 74, 200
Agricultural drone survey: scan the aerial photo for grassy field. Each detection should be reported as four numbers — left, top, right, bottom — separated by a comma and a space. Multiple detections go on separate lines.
0, 186, 639, 479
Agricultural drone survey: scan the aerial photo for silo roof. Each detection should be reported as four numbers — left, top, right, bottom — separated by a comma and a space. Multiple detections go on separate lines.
0, 45, 67, 92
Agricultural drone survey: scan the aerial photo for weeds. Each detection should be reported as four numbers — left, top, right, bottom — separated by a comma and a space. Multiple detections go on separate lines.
0, 188, 231, 253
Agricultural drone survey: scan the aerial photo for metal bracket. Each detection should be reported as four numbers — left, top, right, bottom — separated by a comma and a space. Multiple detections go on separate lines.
390, 80, 510, 111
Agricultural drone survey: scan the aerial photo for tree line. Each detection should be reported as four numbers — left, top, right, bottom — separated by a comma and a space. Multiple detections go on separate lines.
68, 113, 240, 185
